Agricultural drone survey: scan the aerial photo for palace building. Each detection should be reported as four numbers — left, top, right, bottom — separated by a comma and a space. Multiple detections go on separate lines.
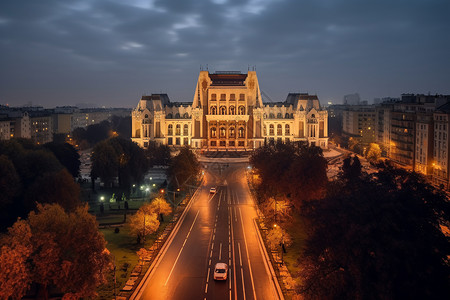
131, 71, 328, 150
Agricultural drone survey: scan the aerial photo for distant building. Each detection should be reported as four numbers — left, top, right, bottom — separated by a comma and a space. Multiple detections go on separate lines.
342, 105, 376, 149
131, 70, 328, 150
343, 93, 360, 105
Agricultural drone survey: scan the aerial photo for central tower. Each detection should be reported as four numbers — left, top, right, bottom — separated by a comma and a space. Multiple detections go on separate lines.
190, 70, 265, 150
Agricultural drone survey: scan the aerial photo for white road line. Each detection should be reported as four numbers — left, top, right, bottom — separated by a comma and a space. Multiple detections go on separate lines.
241, 268, 246, 300
238, 242, 242, 266
211, 243, 214, 250
206, 267, 210, 283
164, 210, 200, 286
230, 207, 238, 300
205, 283, 208, 293
209, 259, 211, 266
219, 242, 222, 260
239, 207, 257, 300
234, 207, 237, 222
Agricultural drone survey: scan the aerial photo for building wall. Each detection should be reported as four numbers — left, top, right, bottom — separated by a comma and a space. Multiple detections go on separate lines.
433, 112, 450, 187
131, 71, 328, 150
0, 120, 11, 140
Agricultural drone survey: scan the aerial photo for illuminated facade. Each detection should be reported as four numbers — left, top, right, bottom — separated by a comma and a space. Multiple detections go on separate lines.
131, 71, 328, 149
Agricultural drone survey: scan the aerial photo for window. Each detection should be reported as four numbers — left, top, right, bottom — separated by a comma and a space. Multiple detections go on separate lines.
211, 94, 217, 101
229, 127, 235, 138
238, 141, 245, 146
211, 141, 217, 146
277, 113, 282, 119
238, 127, 245, 138
238, 106, 245, 115
176, 137, 180, 145
220, 106, 227, 115
220, 127, 226, 138
230, 94, 235, 101
220, 94, 226, 101
176, 124, 181, 135
210, 106, 217, 115
184, 137, 188, 145
183, 124, 189, 136
144, 114, 149, 118
183, 113, 189, 118
168, 124, 173, 135
229, 141, 235, 146
167, 113, 173, 119
168, 137, 173, 145
220, 141, 226, 147
269, 124, 274, 136
277, 124, 282, 135
229, 106, 235, 115
239, 94, 245, 101
211, 127, 217, 138
175, 113, 180, 119
285, 113, 290, 119
285, 124, 290, 135
269, 113, 275, 119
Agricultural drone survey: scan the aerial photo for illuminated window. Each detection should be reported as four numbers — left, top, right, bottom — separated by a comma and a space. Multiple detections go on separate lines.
168, 124, 173, 135
229, 127, 235, 138
211, 127, 217, 138
269, 124, 274, 136
277, 124, 282, 135
238, 106, 245, 115
238, 127, 245, 138
210, 106, 217, 115
220, 106, 227, 115
176, 124, 181, 135
229, 106, 235, 115
285, 124, 290, 135
183, 124, 189, 136
220, 127, 226, 138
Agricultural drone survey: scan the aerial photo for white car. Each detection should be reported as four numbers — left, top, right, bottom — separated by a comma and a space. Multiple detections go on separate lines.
210, 187, 216, 194
213, 263, 228, 280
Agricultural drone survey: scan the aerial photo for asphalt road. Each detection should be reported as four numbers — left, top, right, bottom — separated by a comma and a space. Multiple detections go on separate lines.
134, 162, 280, 300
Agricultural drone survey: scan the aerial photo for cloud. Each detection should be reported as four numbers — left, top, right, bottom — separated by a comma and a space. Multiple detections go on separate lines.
0, 0, 449, 107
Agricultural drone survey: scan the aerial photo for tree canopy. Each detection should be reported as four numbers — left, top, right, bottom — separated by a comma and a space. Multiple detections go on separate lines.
167, 146, 200, 189
0, 204, 111, 299
298, 162, 450, 299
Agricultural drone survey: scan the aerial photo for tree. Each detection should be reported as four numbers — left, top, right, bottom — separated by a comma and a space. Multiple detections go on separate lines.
0, 155, 21, 209
24, 169, 81, 212
167, 146, 200, 189
146, 141, 171, 166
0, 204, 112, 299
44, 142, 81, 178
129, 205, 160, 244
365, 143, 381, 162
149, 197, 172, 221
91, 140, 119, 187
0, 219, 32, 299
298, 164, 450, 299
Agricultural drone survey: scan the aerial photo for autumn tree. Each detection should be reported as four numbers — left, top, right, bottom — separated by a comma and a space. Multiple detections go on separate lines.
298, 163, 450, 299
129, 203, 160, 243
0, 204, 112, 299
365, 143, 381, 162
149, 197, 173, 221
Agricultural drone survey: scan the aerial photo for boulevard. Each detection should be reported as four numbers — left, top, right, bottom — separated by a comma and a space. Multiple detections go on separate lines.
132, 162, 281, 300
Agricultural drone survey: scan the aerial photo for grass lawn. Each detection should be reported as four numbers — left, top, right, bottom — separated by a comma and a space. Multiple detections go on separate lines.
96, 215, 173, 299
283, 215, 308, 285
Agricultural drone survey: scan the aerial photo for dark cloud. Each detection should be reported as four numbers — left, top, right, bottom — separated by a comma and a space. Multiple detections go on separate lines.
0, 0, 449, 107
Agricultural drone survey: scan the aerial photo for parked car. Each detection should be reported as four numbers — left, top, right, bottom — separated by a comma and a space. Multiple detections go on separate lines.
210, 187, 216, 194
213, 263, 228, 280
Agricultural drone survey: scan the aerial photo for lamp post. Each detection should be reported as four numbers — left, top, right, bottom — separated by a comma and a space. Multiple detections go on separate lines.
273, 224, 284, 265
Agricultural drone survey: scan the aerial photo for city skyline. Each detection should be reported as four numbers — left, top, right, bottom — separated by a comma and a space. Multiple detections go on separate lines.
1, 0, 449, 108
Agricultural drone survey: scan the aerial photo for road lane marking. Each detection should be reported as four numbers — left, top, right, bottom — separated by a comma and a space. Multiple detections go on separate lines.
241, 268, 246, 300
219, 242, 222, 260
230, 206, 237, 300
207, 267, 210, 283
211, 242, 214, 250
238, 242, 242, 266
205, 283, 208, 293
234, 207, 237, 222
164, 210, 200, 286
209, 259, 211, 266
239, 207, 257, 300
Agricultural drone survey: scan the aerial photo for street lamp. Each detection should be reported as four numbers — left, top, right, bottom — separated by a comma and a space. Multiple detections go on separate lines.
273, 224, 284, 265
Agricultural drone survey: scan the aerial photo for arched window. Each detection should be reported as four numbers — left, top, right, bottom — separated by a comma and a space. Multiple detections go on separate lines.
166, 113, 173, 119
277, 124, 282, 135
277, 113, 282, 119
183, 124, 189, 136
229, 127, 235, 138
144, 114, 149, 119
269, 124, 274, 136
168, 124, 173, 135
285, 113, 290, 119
269, 113, 275, 119
229, 106, 236, 115
175, 113, 180, 119
238, 127, 245, 138
238, 106, 245, 115
183, 113, 189, 118
176, 124, 181, 135
210, 106, 217, 115
220, 106, 227, 115
210, 127, 217, 138
220, 127, 226, 138
311, 114, 315, 118
285, 124, 290, 135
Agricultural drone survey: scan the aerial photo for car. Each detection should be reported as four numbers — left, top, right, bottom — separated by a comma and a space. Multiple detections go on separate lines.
210, 187, 216, 194
213, 263, 228, 280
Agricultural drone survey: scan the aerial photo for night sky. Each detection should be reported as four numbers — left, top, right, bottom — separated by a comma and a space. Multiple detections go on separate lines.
1, 0, 449, 108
